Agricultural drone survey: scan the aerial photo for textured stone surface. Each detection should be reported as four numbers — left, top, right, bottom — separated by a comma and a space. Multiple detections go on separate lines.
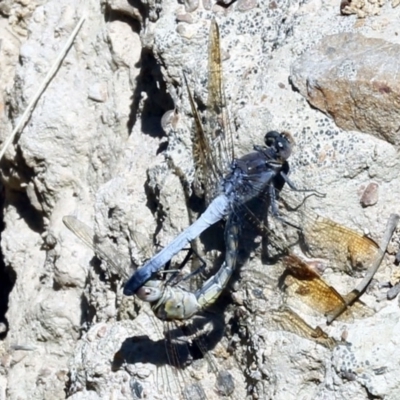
0, 0, 400, 399
339, 0, 400, 18
340, 0, 385, 17
291, 33, 400, 145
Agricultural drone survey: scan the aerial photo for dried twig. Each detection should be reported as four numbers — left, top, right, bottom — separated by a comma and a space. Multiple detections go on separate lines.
0, 16, 85, 161
326, 213, 400, 324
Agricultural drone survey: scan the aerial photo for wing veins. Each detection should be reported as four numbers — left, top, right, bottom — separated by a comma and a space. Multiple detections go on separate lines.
184, 73, 220, 195
62, 216, 129, 280
206, 19, 235, 178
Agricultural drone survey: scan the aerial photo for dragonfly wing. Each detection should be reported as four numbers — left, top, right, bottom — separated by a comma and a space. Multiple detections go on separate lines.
268, 192, 393, 324
206, 19, 235, 177
185, 72, 219, 200
188, 19, 235, 203
261, 189, 382, 274
162, 315, 245, 399
271, 307, 337, 350
300, 213, 380, 273
63, 215, 130, 280
281, 254, 360, 322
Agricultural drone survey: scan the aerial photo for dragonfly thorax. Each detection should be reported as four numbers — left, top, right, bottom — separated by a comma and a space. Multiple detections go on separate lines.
222, 147, 286, 207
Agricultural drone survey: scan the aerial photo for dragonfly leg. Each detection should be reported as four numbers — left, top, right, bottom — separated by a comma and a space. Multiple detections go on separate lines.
163, 248, 193, 285
269, 184, 302, 230
164, 246, 207, 287
180, 245, 208, 283
280, 171, 325, 197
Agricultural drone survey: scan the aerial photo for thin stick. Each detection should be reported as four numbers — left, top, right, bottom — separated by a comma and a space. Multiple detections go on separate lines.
0, 16, 85, 161
326, 213, 400, 324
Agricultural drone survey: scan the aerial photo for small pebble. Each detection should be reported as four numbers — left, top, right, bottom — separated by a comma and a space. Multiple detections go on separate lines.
360, 182, 379, 207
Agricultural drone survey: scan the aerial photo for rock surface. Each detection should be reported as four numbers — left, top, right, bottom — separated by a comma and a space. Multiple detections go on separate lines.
0, 1, 400, 399
291, 33, 400, 145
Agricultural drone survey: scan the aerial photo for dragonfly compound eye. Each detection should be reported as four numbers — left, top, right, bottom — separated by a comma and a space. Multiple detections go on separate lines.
136, 282, 164, 302
264, 130, 281, 147
264, 130, 293, 160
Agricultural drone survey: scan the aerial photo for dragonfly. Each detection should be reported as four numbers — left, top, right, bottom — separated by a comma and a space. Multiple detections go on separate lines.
123, 193, 396, 338
112, 17, 390, 322
62, 21, 313, 398
125, 17, 398, 333
63, 215, 246, 399
62, 21, 260, 399
63, 212, 239, 322
135, 197, 384, 320
123, 19, 305, 297
63, 17, 398, 398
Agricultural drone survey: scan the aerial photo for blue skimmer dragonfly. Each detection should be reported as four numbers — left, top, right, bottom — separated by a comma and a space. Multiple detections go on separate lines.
132, 18, 398, 333
124, 19, 303, 298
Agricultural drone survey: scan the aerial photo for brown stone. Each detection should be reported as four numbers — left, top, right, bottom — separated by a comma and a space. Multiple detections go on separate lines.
291, 33, 400, 145
360, 182, 379, 207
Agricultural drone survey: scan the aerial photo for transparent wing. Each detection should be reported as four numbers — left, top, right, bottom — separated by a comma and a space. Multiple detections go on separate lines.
189, 19, 235, 202
271, 307, 337, 350
237, 189, 382, 274
161, 317, 243, 399
63, 216, 243, 399
280, 254, 374, 322
296, 208, 380, 273
63, 215, 130, 280
241, 189, 397, 330
206, 19, 234, 177
185, 73, 219, 200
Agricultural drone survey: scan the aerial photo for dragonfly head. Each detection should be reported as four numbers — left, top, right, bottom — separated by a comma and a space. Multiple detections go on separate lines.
136, 280, 164, 302
264, 130, 293, 162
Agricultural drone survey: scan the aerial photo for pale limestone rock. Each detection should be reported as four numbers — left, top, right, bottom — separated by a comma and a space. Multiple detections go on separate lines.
1, 0, 400, 399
